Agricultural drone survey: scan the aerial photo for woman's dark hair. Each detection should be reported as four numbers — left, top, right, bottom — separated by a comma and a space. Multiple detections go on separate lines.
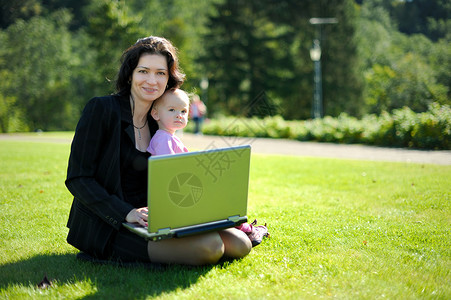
116, 36, 185, 94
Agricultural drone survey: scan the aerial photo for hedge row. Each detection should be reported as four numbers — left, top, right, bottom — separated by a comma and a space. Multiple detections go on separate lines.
195, 103, 450, 150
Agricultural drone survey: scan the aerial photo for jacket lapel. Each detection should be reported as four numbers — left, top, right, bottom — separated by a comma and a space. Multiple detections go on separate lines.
120, 94, 135, 144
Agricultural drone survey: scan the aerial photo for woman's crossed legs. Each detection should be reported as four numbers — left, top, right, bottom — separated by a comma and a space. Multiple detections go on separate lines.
147, 228, 252, 265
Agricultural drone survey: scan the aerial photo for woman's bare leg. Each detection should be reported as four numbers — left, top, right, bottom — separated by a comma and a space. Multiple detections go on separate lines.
147, 232, 224, 266
147, 228, 252, 266
218, 228, 252, 258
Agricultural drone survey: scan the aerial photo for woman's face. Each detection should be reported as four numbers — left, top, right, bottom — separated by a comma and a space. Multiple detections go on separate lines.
130, 53, 169, 103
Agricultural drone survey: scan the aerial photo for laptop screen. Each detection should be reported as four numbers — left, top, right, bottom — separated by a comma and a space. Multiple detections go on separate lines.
147, 145, 251, 233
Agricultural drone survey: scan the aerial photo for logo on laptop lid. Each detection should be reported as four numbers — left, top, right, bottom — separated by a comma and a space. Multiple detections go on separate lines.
168, 173, 203, 207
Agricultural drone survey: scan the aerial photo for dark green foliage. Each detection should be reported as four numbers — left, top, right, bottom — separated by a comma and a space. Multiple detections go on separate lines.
200, 0, 363, 119
390, 0, 450, 41
0, 0, 42, 29
356, 0, 450, 113
0, 0, 449, 134
0, 10, 78, 131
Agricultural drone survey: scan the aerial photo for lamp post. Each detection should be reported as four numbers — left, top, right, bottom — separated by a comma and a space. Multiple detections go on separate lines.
310, 39, 322, 119
309, 17, 337, 119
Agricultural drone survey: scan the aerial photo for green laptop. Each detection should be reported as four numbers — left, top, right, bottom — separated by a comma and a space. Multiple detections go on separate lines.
123, 145, 250, 241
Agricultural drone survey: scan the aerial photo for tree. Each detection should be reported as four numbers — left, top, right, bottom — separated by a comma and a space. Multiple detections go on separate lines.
364, 64, 396, 113
315, 0, 363, 117
126, 0, 221, 93
200, 0, 291, 117
0, 0, 42, 29
200, 0, 362, 119
0, 10, 77, 130
40, 0, 91, 30
84, 0, 144, 97
0, 66, 25, 132
390, 0, 451, 41
356, 0, 450, 114
430, 38, 451, 101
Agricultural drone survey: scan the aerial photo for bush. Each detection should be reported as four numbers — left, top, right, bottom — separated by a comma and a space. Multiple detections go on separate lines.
192, 103, 450, 150
411, 103, 451, 149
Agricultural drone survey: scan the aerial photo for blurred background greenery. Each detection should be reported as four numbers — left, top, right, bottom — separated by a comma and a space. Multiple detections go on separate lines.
0, 0, 449, 133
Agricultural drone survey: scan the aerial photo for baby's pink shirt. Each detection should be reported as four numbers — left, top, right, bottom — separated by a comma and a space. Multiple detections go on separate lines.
147, 129, 188, 156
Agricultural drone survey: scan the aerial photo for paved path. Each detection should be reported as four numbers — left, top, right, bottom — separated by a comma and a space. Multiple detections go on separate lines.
180, 133, 451, 165
1, 133, 451, 165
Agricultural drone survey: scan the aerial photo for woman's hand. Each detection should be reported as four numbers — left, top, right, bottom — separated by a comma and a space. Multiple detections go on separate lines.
126, 207, 148, 227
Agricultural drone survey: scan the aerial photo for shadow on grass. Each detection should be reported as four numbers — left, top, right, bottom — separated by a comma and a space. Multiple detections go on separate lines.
0, 253, 216, 298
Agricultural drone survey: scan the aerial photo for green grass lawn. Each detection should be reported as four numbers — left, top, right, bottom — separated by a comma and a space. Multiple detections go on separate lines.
0, 134, 450, 299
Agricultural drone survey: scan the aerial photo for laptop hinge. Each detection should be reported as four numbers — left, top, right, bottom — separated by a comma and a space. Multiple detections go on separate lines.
157, 228, 171, 235
228, 215, 240, 222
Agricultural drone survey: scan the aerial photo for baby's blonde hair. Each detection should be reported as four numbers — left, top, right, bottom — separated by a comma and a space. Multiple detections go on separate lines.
152, 88, 190, 111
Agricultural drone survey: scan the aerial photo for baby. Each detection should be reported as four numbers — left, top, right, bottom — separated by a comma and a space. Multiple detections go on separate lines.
147, 88, 269, 245
147, 88, 190, 156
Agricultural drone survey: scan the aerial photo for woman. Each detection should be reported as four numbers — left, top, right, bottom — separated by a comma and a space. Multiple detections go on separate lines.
65, 36, 252, 265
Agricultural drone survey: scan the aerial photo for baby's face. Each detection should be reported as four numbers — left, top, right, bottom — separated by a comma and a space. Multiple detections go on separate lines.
154, 92, 189, 134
